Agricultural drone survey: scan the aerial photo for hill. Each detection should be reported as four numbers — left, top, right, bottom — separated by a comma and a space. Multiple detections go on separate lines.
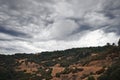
0, 40, 120, 80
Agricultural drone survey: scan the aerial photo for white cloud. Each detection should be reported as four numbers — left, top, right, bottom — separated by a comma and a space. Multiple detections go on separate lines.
0, 0, 120, 54
79, 29, 119, 46
29, 29, 119, 52
53, 0, 74, 18
49, 19, 79, 39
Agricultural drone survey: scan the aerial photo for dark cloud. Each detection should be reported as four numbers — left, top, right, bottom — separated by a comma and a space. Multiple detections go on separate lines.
104, 26, 120, 35
79, 25, 92, 31
0, 26, 30, 37
0, 39, 13, 41
104, 13, 116, 19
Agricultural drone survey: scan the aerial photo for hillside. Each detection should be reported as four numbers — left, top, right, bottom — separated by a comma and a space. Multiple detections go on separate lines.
0, 40, 120, 80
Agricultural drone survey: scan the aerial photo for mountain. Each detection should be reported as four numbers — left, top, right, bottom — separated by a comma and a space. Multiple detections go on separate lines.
0, 40, 120, 80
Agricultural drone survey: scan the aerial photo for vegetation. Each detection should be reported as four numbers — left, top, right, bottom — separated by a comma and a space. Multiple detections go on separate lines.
98, 39, 120, 80
56, 67, 84, 77
87, 76, 95, 80
118, 39, 120, 47
98, 60, 120, 80
37, 67, 53, 80
0, 39, 120, 80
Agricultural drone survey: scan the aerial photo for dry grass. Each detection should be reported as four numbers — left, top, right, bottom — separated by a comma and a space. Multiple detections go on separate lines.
16, 59, 40, 74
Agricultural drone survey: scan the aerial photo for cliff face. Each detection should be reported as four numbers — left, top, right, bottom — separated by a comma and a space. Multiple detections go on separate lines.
0, 45, 120, 80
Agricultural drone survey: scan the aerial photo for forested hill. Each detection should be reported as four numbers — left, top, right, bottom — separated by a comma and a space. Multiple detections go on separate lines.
0, 40, 120, 80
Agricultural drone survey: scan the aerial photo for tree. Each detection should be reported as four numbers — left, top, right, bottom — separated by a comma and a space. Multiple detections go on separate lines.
118, 39, 120, 47
106, 43, 111, 47
110, 68, 120, 80
112, 43, 116, 46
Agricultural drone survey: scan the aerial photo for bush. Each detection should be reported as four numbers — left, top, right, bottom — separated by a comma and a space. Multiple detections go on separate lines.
110, 68, 120, 80
98, 59, 120, 80
98, 74, 108, 80
96, 68, 105, 74
87, 76, 95, 80
56, 73, 61, 77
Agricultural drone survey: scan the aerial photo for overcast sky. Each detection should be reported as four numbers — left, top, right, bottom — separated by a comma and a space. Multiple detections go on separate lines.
0, 0, 120, 54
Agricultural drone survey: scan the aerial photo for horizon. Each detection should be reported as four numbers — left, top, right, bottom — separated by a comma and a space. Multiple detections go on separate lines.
0, 0, 120, 54
1, 41, 119, 55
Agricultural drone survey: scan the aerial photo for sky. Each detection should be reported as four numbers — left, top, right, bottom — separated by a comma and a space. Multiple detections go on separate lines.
0, 0, 120, 54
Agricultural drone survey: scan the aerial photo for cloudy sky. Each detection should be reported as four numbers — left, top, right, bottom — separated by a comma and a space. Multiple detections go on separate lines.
0, 0, 120, 54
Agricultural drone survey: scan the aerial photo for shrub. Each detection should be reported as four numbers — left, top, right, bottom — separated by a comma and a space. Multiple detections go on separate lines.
87, 76, 95, 80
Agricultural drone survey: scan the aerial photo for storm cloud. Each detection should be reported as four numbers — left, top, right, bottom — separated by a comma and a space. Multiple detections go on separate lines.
0, 0, 120, 54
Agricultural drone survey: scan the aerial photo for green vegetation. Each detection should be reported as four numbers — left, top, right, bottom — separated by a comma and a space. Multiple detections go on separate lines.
37, 67, 53, 80
118, 39, 120, 47
98, 39, 120, 80
98, 60, 120, 80
87, 75, 95, 80
56, 67, 84, 77
0, 39, 120, 80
